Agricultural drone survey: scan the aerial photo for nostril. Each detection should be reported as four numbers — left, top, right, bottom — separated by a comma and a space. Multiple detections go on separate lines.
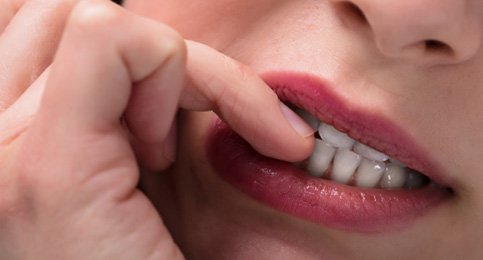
424, 39, 453, 55
336, 2, 368, 25
346, 3, 367, 24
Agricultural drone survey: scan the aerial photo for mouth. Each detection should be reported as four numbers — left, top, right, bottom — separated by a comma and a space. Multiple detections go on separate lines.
206, 71, 453, 233
293, 107, 432, 190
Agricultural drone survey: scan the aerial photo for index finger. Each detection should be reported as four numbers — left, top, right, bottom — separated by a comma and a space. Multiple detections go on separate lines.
182, 41, 314, 162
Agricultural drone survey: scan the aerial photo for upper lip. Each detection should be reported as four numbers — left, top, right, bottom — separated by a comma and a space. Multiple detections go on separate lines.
206, 70, 452, 233
261, 70, 451, 188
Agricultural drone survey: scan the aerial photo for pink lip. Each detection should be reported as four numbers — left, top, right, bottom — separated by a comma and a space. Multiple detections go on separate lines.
206, 71, 452, 233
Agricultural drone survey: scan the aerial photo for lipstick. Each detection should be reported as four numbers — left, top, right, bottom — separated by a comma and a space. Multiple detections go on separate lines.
206, 71, 452, 233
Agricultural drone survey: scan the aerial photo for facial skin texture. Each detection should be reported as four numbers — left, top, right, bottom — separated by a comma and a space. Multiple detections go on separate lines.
126, 0, 483, 259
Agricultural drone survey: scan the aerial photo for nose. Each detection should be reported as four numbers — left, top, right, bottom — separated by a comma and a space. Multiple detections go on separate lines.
331, 0, 483, 66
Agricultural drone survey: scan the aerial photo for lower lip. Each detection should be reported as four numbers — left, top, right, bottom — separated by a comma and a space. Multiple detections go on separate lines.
206, 120, 450, 233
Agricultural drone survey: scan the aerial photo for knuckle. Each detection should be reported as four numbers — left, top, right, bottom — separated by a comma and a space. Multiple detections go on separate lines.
163, 29, 186, 55
127, 22, 187, 80
165, 38, 187, 63
150, 24, 187, 61
69, 0, 121, 34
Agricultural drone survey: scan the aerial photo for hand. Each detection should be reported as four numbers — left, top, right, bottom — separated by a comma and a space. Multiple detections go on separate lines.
0, 0, 313, 259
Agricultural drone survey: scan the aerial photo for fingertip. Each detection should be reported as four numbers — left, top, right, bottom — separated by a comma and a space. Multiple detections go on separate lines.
68, 0, 123, 32
278, 102, 316, 161
297, 134, 316, 160
278, 135, 315, 162
250, 129, 315, 163
184, 41, 315, 163
256, 101, 315, 162
279, 102, 316, 138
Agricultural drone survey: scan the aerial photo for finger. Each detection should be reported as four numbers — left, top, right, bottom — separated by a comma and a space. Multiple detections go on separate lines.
123, 36, 185, 169
0, 67, 48, 145
131, 122, 178, 171
15, 2, 185, 258
0, 0, 23, 33
31, 0, 185, 173
182, 41, 315, 162
124, 35, 186, 148
0, 0, 77, 110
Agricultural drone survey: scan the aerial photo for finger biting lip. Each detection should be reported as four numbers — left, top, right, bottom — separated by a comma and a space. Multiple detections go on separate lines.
206, 71, 453, 233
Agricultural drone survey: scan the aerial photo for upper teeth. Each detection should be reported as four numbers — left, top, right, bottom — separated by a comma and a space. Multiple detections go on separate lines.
296, 108, 428, 190
319, 124, 355, 148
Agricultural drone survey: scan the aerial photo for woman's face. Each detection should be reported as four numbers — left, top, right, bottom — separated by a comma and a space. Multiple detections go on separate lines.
125, 0, 483, 258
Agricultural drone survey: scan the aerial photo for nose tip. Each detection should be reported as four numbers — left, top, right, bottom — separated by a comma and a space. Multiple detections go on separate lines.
332, 0, 483, 66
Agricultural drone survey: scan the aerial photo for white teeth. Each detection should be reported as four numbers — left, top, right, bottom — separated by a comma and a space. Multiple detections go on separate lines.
293, 108, 429, 190
380, 163, 407, 189
331, 149, 361, 184
355, 159, 386, 188
353, 142, 390, 162
318, 123, 355, 148
307, 139, 336, 177
295, 108, 320, 130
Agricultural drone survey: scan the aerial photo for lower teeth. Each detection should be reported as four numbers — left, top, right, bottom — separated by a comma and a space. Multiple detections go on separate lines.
302, 138, 429, 190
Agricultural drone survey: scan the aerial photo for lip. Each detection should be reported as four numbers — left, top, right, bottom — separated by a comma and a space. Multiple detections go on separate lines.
206, 71, 452, 233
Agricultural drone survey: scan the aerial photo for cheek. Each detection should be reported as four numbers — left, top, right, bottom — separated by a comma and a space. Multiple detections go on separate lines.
123, 0, 179, 22
123, 0, 226, 39
123, 0, 279, 48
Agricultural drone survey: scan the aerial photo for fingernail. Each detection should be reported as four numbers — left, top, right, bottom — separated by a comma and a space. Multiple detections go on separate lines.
280, 102, 315, 138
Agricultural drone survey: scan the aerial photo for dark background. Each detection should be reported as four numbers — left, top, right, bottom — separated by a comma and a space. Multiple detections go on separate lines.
112, 0, 122, 5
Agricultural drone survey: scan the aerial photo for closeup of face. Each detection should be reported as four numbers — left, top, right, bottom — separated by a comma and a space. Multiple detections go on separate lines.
125, 0, 483, 259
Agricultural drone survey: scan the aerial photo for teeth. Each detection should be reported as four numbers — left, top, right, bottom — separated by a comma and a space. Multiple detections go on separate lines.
319, 123, 355, 148
355, 159, 386, 188
307, 139, 336, 177
380, 163, 407, 189
331, 149, 361, 184
292, 107, 430, 190
353, 142, 390, 162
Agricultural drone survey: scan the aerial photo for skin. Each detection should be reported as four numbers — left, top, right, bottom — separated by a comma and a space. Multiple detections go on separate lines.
0, 0, 311, 259
125, 0, 483, 259
0, 0, 482, 259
